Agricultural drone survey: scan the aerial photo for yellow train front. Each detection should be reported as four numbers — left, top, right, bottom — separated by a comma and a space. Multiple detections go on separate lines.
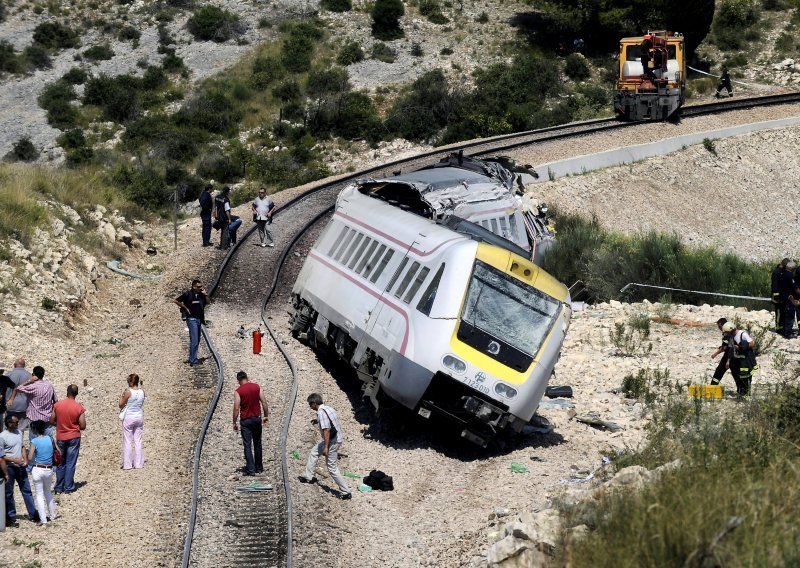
614, 31, 686, 121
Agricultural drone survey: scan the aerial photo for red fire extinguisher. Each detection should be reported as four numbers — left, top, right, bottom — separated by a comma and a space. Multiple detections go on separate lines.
253, 328, 262, 354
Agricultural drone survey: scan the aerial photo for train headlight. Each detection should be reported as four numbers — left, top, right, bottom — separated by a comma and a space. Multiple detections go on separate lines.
494, 383, 517, 399
442, 355, 467, 375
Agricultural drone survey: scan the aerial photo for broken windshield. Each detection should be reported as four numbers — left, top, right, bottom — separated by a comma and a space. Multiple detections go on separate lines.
460, 261, 560, 359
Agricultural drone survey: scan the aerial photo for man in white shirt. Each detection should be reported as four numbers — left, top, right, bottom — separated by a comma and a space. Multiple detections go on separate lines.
251, 187, 277, 248
298, 393, 351, 499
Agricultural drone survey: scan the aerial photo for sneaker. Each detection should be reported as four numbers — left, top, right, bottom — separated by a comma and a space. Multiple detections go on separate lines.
261, 243, 267, 248
298, 476, 318, 484
339, 493, 352, 500
6, 518, 19, 528
268, 243, 275, 247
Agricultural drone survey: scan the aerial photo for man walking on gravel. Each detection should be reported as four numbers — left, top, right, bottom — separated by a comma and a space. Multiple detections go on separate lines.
232, 371, 269, 476
199, 185, 214, 247
52, 385, 86, 494
299, 393, 351, 500
252, 187, 277, 247
174, 279, 210, 366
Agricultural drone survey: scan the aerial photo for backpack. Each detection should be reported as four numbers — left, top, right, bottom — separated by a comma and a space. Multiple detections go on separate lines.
363, 469, 394, 491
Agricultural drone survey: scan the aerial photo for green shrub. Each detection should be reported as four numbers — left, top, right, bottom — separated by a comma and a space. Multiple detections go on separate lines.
386, 70, 456, 141
272, 79, 302, 104
702, 137, 717, 155
0, 41, 22, 73
321, 0, 351, 11
112, 164, 168, 210
440, 47, 453, 56
281, 33, 315, 72
0, 0, 5, 23
57, 129, 87, 149
475, 11, 488, 23
337, 41, 364, 65
65, 146, 94, 167
23, 45, 52, 70
123, 116, 206, 162
610, 314, 653, 357
371, 0, 404, 40
32, 21, 80, 49
410, 42, 423, 56
7, 137, 39, 162
174, 88, 241, 134
161, 52, 187, 73
371, 42, 396, 63
257, 17, 271, 28
187, 5, 242, 42
564, 53, 590, 80
331, 91, 381, 140
39, 80, 79, 128
84, 74, 141, 122
83, 43, 115, 61
419, 0, 448, 24
141, 65, 168, 90
196, 150, 243, 182
41, 297, 57, 311
119, 25, 141, 42
250, 55, 285, 89
62, 66, 88, 84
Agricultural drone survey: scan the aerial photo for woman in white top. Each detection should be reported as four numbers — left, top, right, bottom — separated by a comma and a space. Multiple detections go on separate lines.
119, 373, 145, 469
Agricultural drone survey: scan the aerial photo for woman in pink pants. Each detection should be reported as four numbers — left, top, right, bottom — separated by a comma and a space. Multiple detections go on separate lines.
119, 373, 145, 469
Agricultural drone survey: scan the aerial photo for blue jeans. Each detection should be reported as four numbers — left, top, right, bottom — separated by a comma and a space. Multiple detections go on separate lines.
5, 462, 37, 521
55, 438, 81, 492
187, 317, 201, 364
229, 216, 242, 244
239, 417, 263, 474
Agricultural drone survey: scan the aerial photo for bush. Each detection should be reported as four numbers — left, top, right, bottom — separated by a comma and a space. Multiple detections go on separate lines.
281, 33, 315, 72
0, 41, 22, 74
0, 0, 5, 23
476, 11, 488, 23
83, 43, 115, 61
112, 164, 168, 210
41, 297, 57, 311
371, 0, 404, 40
119, 25, 141, 42
564, 53, 590, 80
32, 21, 80, 50
123, 115, 206, 162
250, 55, 285, 89
419, 0, 448, 24
174, 88, 241, 134
321, 0, 351, 11
331, 91, 381, 140
410, 42, 423, 56
196, 150, 243, 182
57, 128, 87, 149
371, 42, 396, 63
386, 70, 457, 141
7, 137, 39, 162
161, 52, 187, 73
142, 65, 168, 90
23, 45, 52, 69
39, 80, 79, 128
65, 146, 94, 167
187, 5, 242, 42
62, 66, 88, 84
84, 74, 140, 122
337, 41, 364, 65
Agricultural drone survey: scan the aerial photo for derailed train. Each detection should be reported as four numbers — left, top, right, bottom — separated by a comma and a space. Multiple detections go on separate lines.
614, 31, 686, 121
289, 155, 571, 446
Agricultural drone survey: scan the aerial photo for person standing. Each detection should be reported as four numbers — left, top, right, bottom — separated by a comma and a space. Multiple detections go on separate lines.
214, 186, 233, 250
52, 385, 86, 494
299, 393, 351, 499
199, 185, 214, 247
232, 371, 269, 476
174, 280, 210, 366
710, 317, 732, 388
771, 259, 789, 332
723, 322, 757, 397
1, 415, 38, 526
9, 366, 56, 438
27, 420, 55, 526
715, 66, 733, 98
252, 187, 277, 247
119, 374, 145, 470
777, 261, 800, 338
5, 358, 32, 439
0, 368, 14, 433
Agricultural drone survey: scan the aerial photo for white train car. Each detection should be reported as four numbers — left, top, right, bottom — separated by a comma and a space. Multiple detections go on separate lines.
290, 183, 571, 446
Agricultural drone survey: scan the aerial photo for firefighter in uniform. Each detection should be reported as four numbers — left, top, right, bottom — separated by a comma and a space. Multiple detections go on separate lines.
778, 261, 799, 338
771, 258, 789, 331
710, 317, 732, 387
723, 321, 757, 398
715, 66, 733, 97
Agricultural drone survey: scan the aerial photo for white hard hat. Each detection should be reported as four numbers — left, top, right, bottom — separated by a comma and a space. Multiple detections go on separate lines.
722, 322, 735, 333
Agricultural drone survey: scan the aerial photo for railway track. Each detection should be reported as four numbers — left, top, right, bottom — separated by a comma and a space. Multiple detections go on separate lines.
179, 89, 800, 567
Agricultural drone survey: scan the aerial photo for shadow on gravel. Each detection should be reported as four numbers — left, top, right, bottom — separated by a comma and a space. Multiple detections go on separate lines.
310, 350, 567, 461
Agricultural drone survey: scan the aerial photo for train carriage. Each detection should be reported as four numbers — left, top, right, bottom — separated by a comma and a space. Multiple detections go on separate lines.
290, 178, 571, 447
614, 31, 686, 121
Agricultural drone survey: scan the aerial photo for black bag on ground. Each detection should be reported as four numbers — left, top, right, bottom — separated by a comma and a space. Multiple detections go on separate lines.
363, 469, 394, 491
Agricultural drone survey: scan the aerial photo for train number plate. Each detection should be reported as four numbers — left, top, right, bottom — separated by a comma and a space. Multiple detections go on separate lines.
418, 408, 431, 419
463, 378, 490, 395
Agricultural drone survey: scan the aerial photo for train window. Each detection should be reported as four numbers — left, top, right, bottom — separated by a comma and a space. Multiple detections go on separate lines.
370, 248, 394, 283
356, 240, 378, 275
364, 244, 386, 278
403, 266, 430, 304
334, 229, 355, 262
341, 233, 364, 266
625, 44, 677, 60
499, 217, 509, 237
509, 215, 518, 238
385, 257, 408, 291
490, 218, 499, 234
349, 236, 371, 270
328, 226, 349, 257
395, 261, 420, 298
417, 264, 445, 316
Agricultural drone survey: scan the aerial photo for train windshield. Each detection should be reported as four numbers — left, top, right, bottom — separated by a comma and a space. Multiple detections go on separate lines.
458, 261, 560, 369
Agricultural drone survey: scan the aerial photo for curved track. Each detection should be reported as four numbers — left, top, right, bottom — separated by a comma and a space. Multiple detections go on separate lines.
180, 90, 800, 567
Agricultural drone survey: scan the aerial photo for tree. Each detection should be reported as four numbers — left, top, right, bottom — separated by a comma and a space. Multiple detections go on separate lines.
371, 0, 404, 40
306, 67, 350, 129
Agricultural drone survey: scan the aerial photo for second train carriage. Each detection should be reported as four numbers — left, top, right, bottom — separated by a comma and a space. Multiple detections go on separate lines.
289, 179, 571, 447
614, 31, 686, 121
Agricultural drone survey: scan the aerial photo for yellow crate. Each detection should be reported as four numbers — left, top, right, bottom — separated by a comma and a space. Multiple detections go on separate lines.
688, 384, 723, 399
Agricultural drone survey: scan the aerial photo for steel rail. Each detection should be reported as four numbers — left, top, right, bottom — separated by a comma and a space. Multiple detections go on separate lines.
181, 88, 800, 566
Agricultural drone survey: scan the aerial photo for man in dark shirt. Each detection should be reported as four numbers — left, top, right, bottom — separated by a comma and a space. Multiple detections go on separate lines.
199, 185, 213, 247
174, 280, 210, 366
777, 261, 799, 338
214, 187, 232, 250
232, 371, 269, 476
